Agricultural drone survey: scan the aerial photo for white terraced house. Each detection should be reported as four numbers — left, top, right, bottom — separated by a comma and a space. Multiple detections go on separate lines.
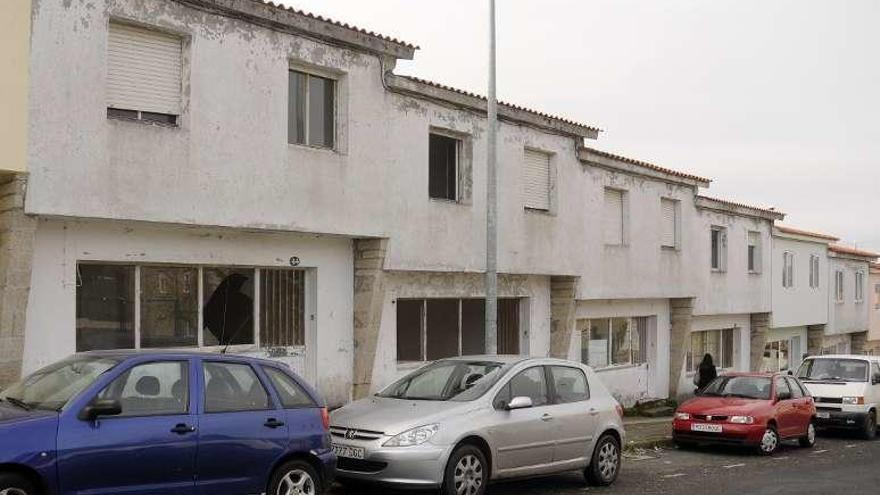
14, 0, 872, 410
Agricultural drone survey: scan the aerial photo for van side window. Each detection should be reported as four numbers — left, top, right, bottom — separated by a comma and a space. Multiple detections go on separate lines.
872, 363, 880, 383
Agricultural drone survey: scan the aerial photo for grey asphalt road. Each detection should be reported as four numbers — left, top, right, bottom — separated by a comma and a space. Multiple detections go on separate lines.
329, 432, 880, 495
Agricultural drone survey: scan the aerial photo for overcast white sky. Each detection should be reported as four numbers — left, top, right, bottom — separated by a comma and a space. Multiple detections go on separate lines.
283, 0, 880, 251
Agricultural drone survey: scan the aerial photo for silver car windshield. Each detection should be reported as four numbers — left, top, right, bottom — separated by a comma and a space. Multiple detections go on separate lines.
378, 360, 511, 402
797, 358, 868, 383
1, 356, 119, 411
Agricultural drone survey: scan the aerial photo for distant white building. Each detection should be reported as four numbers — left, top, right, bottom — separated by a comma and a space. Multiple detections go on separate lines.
821, 245, 880, 354
767, 226, 839, 373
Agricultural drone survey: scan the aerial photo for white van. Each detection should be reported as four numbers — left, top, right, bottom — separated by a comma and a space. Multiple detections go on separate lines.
796, 354, 880, 439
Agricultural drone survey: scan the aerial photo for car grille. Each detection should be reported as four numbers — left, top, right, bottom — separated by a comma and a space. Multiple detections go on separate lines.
816, 405, 842, 412
329, 426, 384, 441
814, 397, 843, 404
336, 458, 388, 473
692, 415, 729, 422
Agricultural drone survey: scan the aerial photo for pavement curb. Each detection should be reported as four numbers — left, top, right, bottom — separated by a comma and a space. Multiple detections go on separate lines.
625, 437, 674, 451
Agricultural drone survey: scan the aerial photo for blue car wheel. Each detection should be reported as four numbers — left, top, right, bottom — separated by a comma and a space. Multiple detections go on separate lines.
0, 473, 36, 495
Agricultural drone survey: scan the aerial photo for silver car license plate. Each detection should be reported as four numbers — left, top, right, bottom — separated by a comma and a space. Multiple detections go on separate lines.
816, 412, 831, 419
691, 423, 722, 433
332, 444, 366, 460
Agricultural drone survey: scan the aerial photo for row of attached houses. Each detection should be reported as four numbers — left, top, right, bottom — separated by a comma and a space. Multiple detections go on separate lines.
0, 0, 877, 407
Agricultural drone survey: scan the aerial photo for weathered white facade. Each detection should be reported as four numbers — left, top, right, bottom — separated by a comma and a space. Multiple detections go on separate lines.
823, 245, 879, 354
8, 0, 796, 409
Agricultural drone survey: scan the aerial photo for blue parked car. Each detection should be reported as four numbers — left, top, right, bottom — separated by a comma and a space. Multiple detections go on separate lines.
0, 351, 335, 495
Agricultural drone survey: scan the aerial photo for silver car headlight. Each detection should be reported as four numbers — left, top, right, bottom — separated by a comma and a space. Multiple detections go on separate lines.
729, 416, 755, 424
383, 424, 440, 447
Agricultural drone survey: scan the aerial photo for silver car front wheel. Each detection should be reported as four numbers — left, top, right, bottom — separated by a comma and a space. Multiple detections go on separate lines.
443, 444, 488, 495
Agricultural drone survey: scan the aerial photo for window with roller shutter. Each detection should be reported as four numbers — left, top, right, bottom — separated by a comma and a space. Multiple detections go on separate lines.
603, 188, 625, 245
660, 198, 678, 248
107, 22, 182, 125
522, 149, 552, 211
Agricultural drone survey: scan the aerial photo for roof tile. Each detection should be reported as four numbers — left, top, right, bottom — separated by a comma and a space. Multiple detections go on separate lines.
580, 147, 711, 184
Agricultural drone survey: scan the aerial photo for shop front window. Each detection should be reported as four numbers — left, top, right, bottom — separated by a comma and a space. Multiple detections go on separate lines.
581, 317, 650, 369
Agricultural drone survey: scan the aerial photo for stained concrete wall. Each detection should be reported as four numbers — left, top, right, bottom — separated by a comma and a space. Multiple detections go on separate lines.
0, 175, 36, 387
21, 219, 355, 406
0, 0, 30, 174
771, 234, 830, 328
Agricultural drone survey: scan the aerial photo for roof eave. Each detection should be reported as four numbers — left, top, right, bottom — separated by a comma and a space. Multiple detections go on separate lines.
386, 74, 600, 140
695, 196, 785, 222
172, 0, 417, 60
577, 147, 711, 188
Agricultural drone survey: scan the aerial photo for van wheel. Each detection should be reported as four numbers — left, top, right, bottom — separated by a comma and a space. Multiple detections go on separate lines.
268, 460, 321, 495
442, 444, 487, 495
799, 422, 817, 448
862, 411, 877, 440
0, 473, 36, 495
757, 426, 779, 455
585, 434, 621, 486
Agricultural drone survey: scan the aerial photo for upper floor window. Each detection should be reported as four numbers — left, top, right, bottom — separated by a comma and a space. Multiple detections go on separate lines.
809, 255, 820, 289
603, 188, 626, 246
288, 70, 335, 149
522, 149, 552, 211
710, 226, 727, 271
782, 251, 795, 288
660, 198, 679, 249
855, 271, 865, 303
107, 22, 182, 125
835, 270, 845, 303
747, 231, 761, 273
428, 133, 459, 201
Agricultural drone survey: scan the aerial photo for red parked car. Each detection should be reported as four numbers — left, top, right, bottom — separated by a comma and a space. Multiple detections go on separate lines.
672, 372, 817, 455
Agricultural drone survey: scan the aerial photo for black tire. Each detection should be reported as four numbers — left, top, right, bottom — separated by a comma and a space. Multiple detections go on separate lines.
442, 444, 488, 495
585, 433, 622, 486
799, 421, 817, 448
757, 425, 779, 456
862, 410, 877, 440
268, 460, 322, 495
0, 473, 36, 495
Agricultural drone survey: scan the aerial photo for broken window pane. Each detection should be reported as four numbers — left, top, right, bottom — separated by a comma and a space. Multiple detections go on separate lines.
76, 264, 135, 351
140, 266, 198, 348
429, 133, 458, 200
259, 269, 305, 347
397, 300, 423, 361
202, 268, 255, 347
426, 299, 459, 360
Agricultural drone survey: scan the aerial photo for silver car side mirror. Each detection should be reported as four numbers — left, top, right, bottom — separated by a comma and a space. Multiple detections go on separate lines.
506, 396, 533, 411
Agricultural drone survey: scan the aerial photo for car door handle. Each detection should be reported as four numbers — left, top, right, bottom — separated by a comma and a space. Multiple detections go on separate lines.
589, 408, 600, 416
264, 418, 286, 429
541, 414, 554, 422
171, 423, 196, 435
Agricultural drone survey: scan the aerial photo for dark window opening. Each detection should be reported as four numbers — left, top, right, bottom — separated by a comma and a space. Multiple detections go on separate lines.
107, 108, 178, 126
140, 266, 198, 348
76, 264, 135, 352
429, 133, 459, 201
260, 269, 305, 347
397, 298, 520, 361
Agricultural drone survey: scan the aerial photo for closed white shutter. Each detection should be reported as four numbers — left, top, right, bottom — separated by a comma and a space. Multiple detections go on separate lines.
661, 198, 676, 247
523, 150, 551, 210
107, 22, 182, 115
603, 188, 624, 245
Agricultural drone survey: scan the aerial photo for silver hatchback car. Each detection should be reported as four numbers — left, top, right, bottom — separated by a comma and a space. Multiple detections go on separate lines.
330, 356, 625, 495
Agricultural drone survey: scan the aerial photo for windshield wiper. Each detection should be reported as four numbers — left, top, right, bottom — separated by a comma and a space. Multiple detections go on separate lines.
2, 396, 32, 411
